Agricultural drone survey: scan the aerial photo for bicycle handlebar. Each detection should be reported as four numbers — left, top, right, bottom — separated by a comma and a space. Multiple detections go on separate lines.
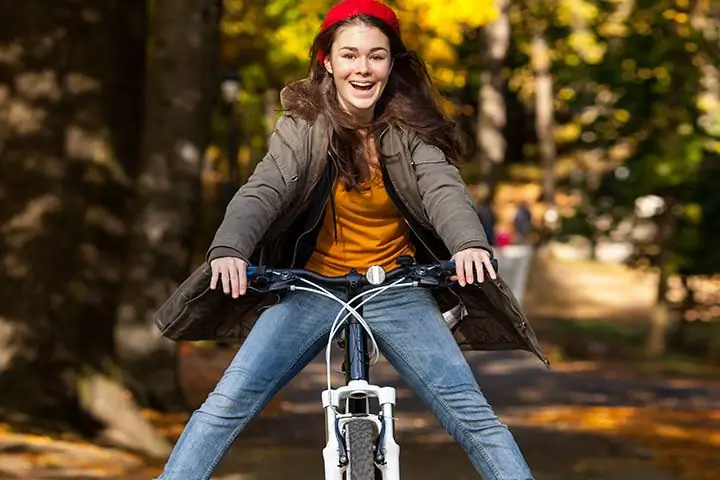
244, 255, 499, 293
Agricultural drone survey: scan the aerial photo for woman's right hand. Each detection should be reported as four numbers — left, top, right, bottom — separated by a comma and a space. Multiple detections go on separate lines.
210, 257, 248, 298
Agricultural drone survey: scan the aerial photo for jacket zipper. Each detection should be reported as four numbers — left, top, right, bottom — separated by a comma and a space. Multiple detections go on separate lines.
289, 128, 389, 268
381, 162, 549, 366
275, 126, 547, 365
289, 154, 338, 268
380, 163, 437, 260
495, 281, 551, 367
380, 162, 465, 308
263, 139, 332, 312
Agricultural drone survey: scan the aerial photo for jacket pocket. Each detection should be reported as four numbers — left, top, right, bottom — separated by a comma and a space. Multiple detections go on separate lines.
179, 263, 212, 303
154, 263, 213, 338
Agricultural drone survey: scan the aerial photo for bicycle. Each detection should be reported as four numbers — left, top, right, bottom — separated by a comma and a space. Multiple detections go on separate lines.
244, 255, 498, 480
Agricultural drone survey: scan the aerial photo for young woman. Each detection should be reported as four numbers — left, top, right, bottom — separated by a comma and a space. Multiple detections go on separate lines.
157, 1, 545, 478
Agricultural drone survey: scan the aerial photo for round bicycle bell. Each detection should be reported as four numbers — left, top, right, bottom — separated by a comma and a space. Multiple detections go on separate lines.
366, 265, 386, 285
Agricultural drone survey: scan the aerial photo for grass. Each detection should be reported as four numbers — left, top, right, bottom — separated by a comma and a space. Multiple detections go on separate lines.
533, 316, 720, 381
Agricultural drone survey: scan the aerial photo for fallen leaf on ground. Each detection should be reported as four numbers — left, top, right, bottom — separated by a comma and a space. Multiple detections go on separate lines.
520, 406, 720, 480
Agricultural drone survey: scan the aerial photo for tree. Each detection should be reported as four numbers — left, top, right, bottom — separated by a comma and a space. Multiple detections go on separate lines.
531, 26, 557, 209
0, 0, 170, 456
494, 0, 718, 358
586, 0, 719, 357
476, 0, 511, 196
114, 0, 222, 412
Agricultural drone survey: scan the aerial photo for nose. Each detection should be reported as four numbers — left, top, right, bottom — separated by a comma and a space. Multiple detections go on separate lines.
356, 56, 371, 75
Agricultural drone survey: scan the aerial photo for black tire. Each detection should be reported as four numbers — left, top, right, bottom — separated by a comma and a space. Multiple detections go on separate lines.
345, 419, 376, 480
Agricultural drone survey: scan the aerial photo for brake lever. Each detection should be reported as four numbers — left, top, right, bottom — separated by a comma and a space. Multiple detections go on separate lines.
245, 267, 295, 293
416, 276, 440, 287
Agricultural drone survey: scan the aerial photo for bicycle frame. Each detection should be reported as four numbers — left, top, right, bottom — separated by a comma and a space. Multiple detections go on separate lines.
246, 259, 464, 480
320, 281, 401, 480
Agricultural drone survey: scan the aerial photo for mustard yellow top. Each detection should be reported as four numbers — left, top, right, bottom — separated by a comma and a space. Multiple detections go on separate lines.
305, 170, 416, 276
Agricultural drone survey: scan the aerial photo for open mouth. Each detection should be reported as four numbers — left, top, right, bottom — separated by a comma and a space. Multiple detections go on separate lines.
350, 81, 375, 92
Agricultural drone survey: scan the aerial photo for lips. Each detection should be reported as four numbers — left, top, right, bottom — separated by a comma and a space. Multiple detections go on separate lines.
350, 81, 375, 91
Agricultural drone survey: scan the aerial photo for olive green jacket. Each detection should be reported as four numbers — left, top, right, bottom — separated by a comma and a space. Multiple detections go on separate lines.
154, 111, 548, 366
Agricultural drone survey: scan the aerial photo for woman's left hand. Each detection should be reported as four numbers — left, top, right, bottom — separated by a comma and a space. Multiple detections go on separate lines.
452, 248, 497, 287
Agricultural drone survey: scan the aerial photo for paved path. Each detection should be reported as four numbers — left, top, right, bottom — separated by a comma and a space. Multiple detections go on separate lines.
174, 250, 719, 479
181, 347, 719, 480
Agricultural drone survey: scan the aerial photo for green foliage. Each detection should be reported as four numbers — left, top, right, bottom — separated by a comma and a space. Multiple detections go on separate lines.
210, 0, 720, 278
212, 0, 502, 169
556, 206, 595, 239
523, 0, 720, 278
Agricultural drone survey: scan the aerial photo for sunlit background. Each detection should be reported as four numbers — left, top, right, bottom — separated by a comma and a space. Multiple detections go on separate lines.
1, 0, 719, 478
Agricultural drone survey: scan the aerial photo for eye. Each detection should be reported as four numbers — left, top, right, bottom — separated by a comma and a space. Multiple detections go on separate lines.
370, 55, 387, 61
342, 53, 356, 60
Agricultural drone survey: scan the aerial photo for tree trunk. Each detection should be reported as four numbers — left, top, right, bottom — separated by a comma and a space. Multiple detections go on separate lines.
113, 0, 222, 411
264, 88, 279, 142
646, 260, 672, 358
0, 0, 170, 457
476, 0, 510, 197
531, 29, 557, 209
692, 0, 720, 139
646, 199, 678, 358
669, 274, 696, 351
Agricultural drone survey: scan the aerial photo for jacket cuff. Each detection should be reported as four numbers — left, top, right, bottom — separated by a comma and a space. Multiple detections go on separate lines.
206, 246, 246, 263
452, 240, 494, 257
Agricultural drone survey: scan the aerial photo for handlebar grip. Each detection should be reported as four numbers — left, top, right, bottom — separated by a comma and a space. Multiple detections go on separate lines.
439, 260, 456, 272
244, 255, 499, 287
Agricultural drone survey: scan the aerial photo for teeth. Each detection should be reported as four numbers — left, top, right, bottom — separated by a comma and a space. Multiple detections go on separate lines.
351, 82, 373, 86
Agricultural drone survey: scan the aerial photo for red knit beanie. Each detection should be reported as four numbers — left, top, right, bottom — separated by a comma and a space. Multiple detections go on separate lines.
317, 0, 401, 64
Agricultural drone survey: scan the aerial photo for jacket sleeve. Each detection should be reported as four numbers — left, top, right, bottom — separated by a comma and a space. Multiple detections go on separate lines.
410, 137, 491, 255
207, 116, 305, 262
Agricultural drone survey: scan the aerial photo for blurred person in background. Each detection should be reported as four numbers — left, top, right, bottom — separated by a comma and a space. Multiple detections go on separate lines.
476, 199, 497, 247
513, 201, 534, 245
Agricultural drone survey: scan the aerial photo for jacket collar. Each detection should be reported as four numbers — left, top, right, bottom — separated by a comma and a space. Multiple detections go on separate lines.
307, 113, 406, 160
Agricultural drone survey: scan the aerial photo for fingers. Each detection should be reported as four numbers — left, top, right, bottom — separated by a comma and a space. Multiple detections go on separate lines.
483, 254, 497, 280
209, 257, 248, 297
220, 262, 231, 295
228, 260, 240, 298
236, 258, 247, 296
473, 256, 485, 284
210, 262, 220, 290
453, 249, 496, 286
455, 256, 467, 287
464, 255, 475, 285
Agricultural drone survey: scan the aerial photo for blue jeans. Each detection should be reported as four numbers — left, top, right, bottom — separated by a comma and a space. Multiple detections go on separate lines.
158, 287, 533, 479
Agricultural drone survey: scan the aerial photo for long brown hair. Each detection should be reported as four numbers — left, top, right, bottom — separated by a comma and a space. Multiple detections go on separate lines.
281, 15, 467, 189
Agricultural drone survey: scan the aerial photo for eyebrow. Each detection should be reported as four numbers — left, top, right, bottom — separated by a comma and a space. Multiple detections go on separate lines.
338, 46, 389, 54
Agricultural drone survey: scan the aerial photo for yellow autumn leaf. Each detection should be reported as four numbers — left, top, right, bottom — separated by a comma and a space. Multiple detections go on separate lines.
554, 123, 582, 143
613, 109, 631, 123
424, 37, 455, 63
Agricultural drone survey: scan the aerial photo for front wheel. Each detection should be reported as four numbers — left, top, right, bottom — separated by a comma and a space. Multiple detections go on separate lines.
345, 419, 378, 480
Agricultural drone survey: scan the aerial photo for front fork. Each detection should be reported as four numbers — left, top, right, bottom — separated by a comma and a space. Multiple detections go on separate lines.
321, 380, 400, 480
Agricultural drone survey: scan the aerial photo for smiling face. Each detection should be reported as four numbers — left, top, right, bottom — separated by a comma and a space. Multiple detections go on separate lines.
324, 23, 392, 123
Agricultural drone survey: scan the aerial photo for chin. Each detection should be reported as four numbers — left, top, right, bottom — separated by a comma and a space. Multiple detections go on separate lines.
347, 100, 378, 117
351, 102, 376, 112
